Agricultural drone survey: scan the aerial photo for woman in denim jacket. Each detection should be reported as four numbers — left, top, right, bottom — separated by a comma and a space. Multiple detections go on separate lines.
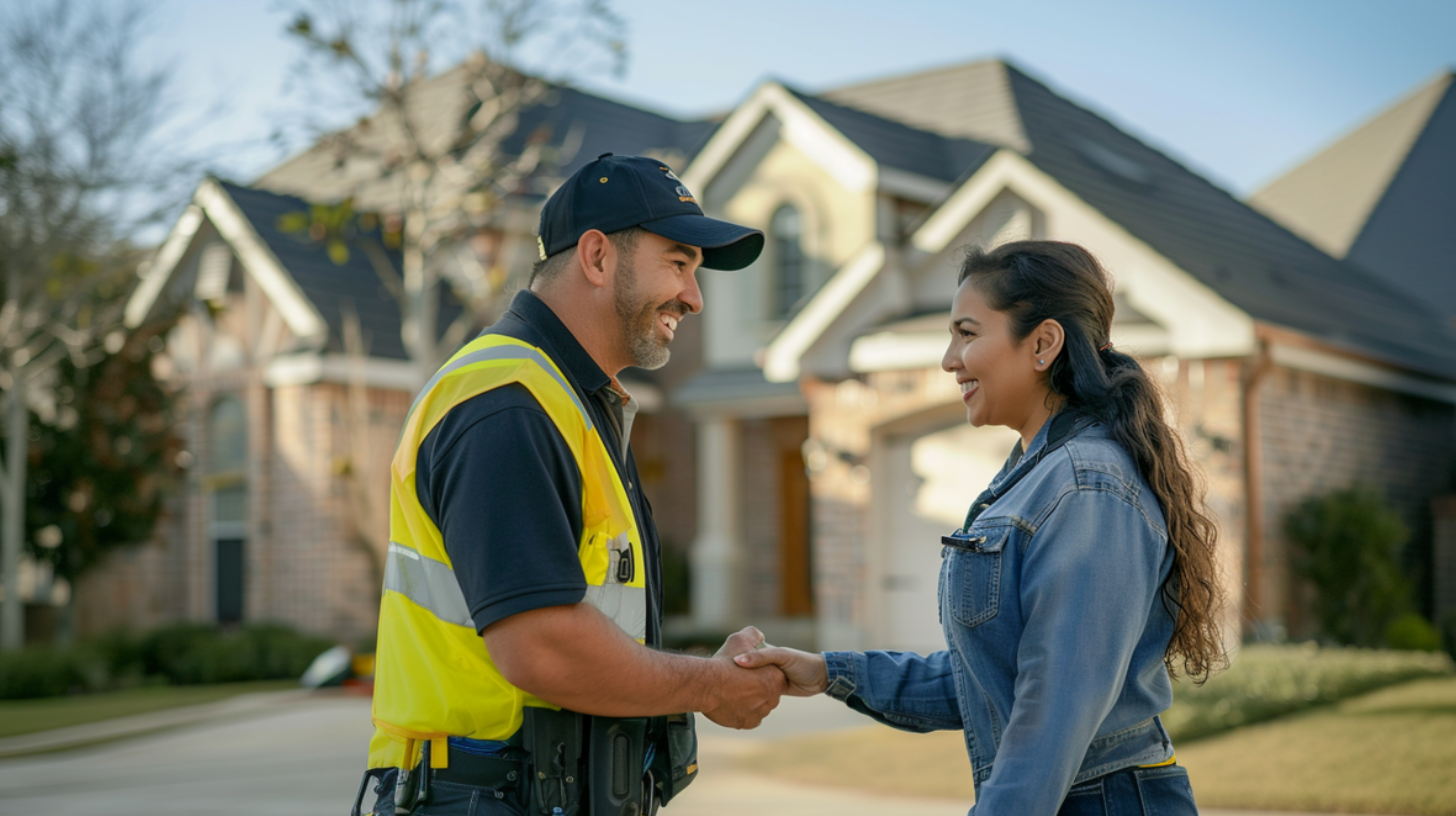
738, 241, 1226, 815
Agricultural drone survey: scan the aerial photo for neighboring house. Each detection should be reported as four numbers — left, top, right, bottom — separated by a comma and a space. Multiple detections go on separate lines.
96, 83, 717, 642
94, 60, 1456, 651
1249, 69, 1456, 628
677, 60, 1456, 651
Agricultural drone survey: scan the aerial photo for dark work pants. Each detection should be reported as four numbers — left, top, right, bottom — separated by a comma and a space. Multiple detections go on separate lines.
367, 768, 526, 816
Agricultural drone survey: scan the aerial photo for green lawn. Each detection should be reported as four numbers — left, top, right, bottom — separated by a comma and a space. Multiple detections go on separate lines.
0, 680, 299, 740
739, 677, 1456, 814
1180, 676, 1456, 815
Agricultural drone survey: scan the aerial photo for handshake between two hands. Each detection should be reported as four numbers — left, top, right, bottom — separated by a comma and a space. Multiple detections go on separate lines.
701, 626, 828, 730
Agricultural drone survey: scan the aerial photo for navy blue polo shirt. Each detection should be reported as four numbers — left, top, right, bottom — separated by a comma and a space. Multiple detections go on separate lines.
413, 290, 663, 645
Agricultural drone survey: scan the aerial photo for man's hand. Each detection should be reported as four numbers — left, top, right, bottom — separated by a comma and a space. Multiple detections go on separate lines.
701, 626, 784, 729
734, 646, 828, 697
713, 626, 766, 659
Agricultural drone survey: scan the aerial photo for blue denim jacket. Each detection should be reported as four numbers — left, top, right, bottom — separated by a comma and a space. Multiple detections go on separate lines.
824, 417, 1177, 815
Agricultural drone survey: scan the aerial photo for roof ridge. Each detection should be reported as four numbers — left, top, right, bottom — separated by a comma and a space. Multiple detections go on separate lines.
820, 55, 1011, 94
787, 85, 991, 147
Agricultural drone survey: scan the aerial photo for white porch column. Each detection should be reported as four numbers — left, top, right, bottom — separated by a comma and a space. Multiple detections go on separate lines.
691, 417, 742, 630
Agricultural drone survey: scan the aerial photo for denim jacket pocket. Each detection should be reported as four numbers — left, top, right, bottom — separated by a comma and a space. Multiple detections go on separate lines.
941, 525, 1010, 628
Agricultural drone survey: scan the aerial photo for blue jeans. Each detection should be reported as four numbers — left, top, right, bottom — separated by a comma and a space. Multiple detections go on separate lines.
1056, 765, 1198, 815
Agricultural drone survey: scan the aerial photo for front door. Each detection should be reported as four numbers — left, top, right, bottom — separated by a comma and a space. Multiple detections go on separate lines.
215, 538, 244, 624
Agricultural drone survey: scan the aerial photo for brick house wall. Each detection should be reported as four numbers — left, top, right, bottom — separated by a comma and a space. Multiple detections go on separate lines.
1257, 365, 1455, 636
74, 367, 412, 643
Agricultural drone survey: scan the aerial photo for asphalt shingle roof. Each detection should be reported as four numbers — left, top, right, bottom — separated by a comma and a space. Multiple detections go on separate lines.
504, 85, 718, 180
1343, 75, 1456, 320
221, 180, 462, 361
820, 60, 1456, 380
786, 87, 998, 183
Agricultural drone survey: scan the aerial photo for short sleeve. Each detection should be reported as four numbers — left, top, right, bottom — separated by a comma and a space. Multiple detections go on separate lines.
414, 384, 588, 632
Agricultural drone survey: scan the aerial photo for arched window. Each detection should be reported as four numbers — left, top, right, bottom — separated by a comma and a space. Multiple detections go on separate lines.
771, 205, 805, 319
208, 396, 247, 476
208, 396, 247, 624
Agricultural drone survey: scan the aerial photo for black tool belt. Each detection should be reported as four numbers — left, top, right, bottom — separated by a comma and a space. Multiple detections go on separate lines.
355, 709, 697, 816
524, 708, 697, 816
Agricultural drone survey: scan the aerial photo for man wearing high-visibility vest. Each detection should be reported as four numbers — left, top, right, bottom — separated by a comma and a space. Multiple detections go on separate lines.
357, 154, 783, 816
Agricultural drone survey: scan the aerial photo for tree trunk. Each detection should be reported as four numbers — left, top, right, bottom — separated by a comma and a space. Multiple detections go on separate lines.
1, 371, 26, 651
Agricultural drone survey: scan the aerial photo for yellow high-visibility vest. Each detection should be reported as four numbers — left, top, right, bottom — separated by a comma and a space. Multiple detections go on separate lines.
367, 334, 647, 772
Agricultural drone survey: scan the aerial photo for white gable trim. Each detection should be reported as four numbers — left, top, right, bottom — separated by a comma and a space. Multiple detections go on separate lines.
763, 242, 885, 382
124, 179, 328, 347
911, 150, 1255, 360
913, 149, 1025, 254
879, 167, 951, 204
124, 204, 204, 328
195, 180, 327, 345
683, 82, 876, 197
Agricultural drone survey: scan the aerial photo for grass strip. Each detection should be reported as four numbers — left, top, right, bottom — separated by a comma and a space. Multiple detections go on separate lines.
1180, 676, 1456, 815
1163, 643, 1453, 742
0, 680, 298, 739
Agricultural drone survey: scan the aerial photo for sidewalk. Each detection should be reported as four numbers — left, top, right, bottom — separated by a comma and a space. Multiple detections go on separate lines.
0, 688, 311, 758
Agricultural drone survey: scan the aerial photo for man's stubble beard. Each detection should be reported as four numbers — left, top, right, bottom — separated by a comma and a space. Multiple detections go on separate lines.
613, 256, 675, 371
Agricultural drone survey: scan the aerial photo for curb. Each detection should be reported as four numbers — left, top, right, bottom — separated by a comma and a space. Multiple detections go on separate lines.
0, 688, 312, 759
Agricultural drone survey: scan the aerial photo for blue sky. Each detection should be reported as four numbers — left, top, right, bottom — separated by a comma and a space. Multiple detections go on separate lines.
157, 0, 1455, 196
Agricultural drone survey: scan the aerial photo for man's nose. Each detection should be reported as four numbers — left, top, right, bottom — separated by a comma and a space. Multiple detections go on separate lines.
679, 269, 704, 314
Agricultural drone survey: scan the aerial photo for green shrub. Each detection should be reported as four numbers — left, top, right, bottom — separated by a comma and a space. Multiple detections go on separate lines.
137, 622, 217, 684
1284, 485, 1411, 646
0, 621, 336, 699
0, 647, 100, 699
86, 627, 147, 683
1385, 613, 1442, 652
1163, 642, 1454, 743
138, 622, 335, 685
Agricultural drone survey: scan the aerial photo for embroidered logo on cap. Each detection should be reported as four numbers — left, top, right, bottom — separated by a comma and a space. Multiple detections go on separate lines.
661, 166, 696, 203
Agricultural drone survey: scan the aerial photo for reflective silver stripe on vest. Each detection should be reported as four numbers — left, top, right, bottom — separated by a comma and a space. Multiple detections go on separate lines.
385, 542, 474, 628
388, 540, 646, 639
587, 532, 647, 640
585, 584, 648, 641
406, 343, 592, 432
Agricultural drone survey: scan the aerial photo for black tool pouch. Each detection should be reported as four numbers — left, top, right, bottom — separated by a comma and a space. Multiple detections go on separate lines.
523, 707, 584, 816
586, 716, 649, 816
649, 712, 698, 805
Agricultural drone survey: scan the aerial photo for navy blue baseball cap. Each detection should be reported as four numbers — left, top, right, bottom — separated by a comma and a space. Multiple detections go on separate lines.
537, 153, 765, 270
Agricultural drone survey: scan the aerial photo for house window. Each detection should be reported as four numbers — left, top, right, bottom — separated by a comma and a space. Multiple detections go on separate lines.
771, 205, 805, 319
208, 395, 247, 624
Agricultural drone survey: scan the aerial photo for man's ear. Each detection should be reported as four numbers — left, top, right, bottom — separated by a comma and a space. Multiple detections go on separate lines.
1033, 318, 1065, 365
575, 230, 613, 289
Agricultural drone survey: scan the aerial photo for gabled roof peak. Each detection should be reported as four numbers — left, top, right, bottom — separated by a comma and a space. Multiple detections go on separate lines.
820, 57, 1031, 152
1249, 70, 1453, 260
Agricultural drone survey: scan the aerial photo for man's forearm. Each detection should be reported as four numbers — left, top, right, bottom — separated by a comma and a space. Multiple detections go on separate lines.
484, 602, 782, 724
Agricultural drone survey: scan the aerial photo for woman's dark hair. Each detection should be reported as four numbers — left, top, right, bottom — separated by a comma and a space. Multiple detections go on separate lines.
958, 240, 1225, 682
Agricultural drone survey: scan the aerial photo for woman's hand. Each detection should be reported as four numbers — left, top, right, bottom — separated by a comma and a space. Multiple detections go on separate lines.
734, 645, 828, 697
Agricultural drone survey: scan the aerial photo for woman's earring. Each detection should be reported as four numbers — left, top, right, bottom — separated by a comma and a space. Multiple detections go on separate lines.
1038, 359, 1045, 367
